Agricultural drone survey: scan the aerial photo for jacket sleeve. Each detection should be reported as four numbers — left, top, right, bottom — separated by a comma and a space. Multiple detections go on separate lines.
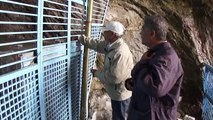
79, 35, 106, 54
94, 53, 132, 84
136, 56, 182, 97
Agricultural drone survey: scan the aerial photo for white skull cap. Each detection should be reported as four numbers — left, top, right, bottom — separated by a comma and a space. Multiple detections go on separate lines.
101, 21, 125, 35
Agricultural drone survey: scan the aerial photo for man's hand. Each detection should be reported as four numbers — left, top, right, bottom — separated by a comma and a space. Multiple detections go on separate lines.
125, 78, 134, 91
91, 69, 98, 76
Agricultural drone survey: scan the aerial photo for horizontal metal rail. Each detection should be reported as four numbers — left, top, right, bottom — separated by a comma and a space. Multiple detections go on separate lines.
93, 5, 106, 11
71, 6, 84, 11
0, 65, 37, 84
0, 21, 37, 25
43, 36, 68, 41
43, 7, 68, 13
94, 0, 107, 4
0, 48, 36, 58
72, 11, 84, 15
0, 10, 37, 17
43, 43, 67, 49
43, 14, 68, 19
43, 50, 67, 57
44, 0, 68, 7
43, 22, 67, 25
92, 9, 103, 14
92, 14, 104, 17
43, 30, 67, 33
0, 39, 37, 47
93, 1, 106, 7
0, 0, 38, 8
0, 31, 37, 35
0, 57, 35, 69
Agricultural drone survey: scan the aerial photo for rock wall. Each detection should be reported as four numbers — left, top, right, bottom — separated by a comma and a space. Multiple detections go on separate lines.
90, 0, 213, 119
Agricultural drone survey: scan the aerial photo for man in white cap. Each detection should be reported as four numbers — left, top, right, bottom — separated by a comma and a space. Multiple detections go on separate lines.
79, 21, 134, 120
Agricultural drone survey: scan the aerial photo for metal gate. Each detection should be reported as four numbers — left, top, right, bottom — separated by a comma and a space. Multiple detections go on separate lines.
203, 64, 213, 120
0, 0, 109, 120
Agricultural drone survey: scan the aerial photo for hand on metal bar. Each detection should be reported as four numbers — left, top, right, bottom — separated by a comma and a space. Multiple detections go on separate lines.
91, 69, 97, 76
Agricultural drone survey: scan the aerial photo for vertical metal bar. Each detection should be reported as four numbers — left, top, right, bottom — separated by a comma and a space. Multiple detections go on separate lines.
81, 0, 93, 120
37, 0, 46, 120
102, 0, 109, 25
67, 0, 72, 120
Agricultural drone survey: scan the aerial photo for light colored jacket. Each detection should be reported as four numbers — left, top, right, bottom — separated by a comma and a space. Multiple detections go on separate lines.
79, 36, 133, 100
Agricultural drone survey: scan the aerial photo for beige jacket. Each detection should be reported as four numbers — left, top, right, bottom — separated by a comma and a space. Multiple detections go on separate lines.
79, 36, 134, 100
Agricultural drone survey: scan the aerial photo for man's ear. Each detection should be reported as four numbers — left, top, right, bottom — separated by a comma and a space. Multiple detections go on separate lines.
150, 30, 155, 39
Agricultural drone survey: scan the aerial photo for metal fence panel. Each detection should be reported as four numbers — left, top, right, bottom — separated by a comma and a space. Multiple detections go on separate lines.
0, 0, 109, 119
0, 66, 41, 120
203, 65, 213, 120
203, 64, 213, 120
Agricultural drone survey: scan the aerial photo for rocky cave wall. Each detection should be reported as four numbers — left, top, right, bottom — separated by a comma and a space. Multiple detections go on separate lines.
91, 0, 212, 119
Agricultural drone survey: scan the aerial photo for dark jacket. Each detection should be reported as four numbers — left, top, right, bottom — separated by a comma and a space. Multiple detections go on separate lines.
127, 42, 184, 120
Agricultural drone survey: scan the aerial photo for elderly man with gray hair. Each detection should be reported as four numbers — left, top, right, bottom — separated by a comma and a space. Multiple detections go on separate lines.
126, 15, 184, 120
79, 21, 134, 120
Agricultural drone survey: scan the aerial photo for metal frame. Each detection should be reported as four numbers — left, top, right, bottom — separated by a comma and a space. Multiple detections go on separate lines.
203, 64, 213, 120
0, 0, 109, 119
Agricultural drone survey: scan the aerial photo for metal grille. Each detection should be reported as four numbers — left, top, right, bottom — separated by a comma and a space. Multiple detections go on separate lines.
0, 66, 41, 120
0, 0, 109, 119
203, 64, 213, 120
43, 58, 69, 120
70, 41, 83, 120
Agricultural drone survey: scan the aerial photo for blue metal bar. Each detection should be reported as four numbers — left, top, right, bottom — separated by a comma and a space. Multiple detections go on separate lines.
0, 10, 37, 17
0, 65, 37, 84
0, 21, 37, 25
0, 31, 37, 35
0, 48, 36, 58
0, 0, 38, 8
71, 0, 84, 5
93, 0, 106, 7
37, 0, 46, 120
92, 9, 103, 14
43, 56, 67, 66
43, 14, 68, 19
43, 43, 67, 48
43, 7, 68, 13
43, 50, 66, 56
43, 36, 67, 41
43, 22, 67, 25
102, 0, 109, 24
0, 57, 35, 72
67, 0, 72, 119
44, 0, 68, 7
43, 30, 67, 33
93, 5, 106, 11
0, 39, 37, 46
92, 14, 104, 17
72, 11, 84, 14
71, 6, 83, 11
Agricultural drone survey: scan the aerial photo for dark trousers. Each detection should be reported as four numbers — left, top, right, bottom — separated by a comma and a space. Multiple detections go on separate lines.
111, 98, 131, 120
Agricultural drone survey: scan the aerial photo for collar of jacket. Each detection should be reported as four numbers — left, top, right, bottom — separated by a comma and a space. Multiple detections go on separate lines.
105, 38, 124, 52
150, 41, 170, 52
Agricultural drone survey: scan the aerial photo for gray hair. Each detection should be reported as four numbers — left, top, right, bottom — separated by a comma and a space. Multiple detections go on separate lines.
143, 15, 168, 41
